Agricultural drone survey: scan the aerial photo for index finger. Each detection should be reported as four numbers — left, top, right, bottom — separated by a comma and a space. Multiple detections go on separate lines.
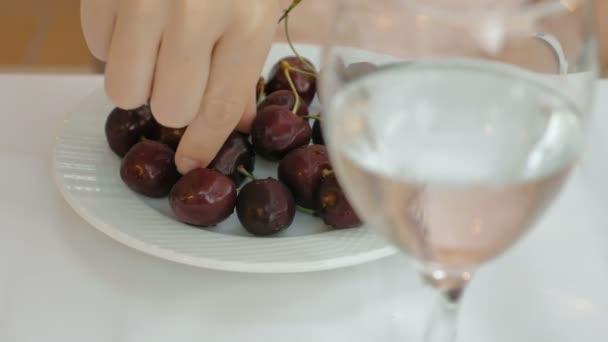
175, 4, 277, 174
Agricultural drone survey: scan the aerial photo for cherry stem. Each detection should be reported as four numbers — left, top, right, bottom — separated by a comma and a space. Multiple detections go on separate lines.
256, 79, 265, 105
302, 114, 321, 121
322, 169, 334, 177
238, 165, 256, 181
286, 65, 317, 79
297, 205, 316, 215
278, 0, 301, 22
279, 0, 316, 72
282, 61, 301, 114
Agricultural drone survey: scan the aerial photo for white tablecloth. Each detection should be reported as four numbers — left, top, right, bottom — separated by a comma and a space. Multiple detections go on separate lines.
1, 75, 607, 342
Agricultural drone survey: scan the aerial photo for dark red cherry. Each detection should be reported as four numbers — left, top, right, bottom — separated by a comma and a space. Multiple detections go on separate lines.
317, 172, 362, 229
169, 168, 236, 227
156, 126, 186, 151
312, 118, 324, 145
208, 132, 255, 185
266, 56, 317, 105
251, 105, 311, 161
236, 178, 295, 236
120, 140, 180, 198
258, 90, 309, 117
105, 105, 158, 157
278, 145, 331, 209
344, 62, 377, 81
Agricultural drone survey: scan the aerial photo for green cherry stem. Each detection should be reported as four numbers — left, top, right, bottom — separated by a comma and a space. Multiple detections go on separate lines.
279, 0, 316, 72
302, 114, 322, 121
256, 79, 265, 105
285, 65, 317, 79
238, 165, 257, 181
296, 205, 316, 215
281, 61, 301, 114
283, 10, 302, 65
278, 0, 301, 23
322, 169, 334, 177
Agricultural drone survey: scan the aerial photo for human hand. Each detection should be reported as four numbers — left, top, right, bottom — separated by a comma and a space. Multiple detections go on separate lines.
81, 0, 280, 174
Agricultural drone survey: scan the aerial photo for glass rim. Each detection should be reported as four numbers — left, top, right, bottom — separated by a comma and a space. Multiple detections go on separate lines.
400, 0, 586, 19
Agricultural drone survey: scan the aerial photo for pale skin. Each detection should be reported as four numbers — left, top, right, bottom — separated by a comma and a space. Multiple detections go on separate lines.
81, 0, 607, 175
82, 0, 280, 174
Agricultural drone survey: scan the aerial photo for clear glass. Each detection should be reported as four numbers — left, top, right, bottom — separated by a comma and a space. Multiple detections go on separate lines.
318, 0, 598, 341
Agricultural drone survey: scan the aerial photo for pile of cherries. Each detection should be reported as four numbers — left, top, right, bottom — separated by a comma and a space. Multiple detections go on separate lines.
105, 56, 362, 237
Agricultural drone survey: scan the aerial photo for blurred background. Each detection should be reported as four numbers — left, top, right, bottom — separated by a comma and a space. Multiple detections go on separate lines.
0, 0, 605, 76
0, 0, 329, 74
0, 0, 95, 73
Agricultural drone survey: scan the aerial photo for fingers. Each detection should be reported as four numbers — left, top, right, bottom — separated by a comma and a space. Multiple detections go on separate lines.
80, 0, 117, 61
149, 1, 228, 128
104, 0, 165, 109
175, 4, 277, 174
235, 93, 257, 133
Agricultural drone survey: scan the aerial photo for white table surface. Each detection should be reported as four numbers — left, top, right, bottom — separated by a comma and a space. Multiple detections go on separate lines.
1, 75, 608, 342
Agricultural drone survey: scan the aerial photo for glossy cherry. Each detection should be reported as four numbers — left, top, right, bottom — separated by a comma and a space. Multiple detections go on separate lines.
156, 126, 186, 151
266, 56, 317, 105
208, 132, 255, 185
257, 90, 309, 117
312, 118, 324, 145
105, 105, 158, 157
344, 62, 377, 81
278, 145, 331, 209
120, 140, 180, 198
236, 178, 296, 236
169, 168, 236, 227
317, 172, 362, 229
251, 105, 311, 161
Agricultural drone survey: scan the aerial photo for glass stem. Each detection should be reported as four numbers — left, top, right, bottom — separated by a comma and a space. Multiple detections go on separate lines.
424, 286, 465, 342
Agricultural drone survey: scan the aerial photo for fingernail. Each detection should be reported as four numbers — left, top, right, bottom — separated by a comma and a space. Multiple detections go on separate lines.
177, 157, 201, 175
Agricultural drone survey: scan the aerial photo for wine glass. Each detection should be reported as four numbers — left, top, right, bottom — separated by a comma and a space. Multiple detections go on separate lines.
318, 0, 598, 341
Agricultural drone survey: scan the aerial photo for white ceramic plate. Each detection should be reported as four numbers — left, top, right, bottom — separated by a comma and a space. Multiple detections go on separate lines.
53, 43, 395, 273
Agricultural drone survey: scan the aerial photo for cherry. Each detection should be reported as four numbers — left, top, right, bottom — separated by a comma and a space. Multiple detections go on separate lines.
251, 105, 311, 161
312, 118, 324, 145
256, 77, 265, 103
317, 172, 362, 229
169, 168, 236, 227
105, 105, 158, 157
258, 90, 309, 117
278, 145, 331, 209
208, 132, 255, 185
267, 56, 317, 105
120, 140, 180, 198
236, 178, 296, 236
156, 126, 186, 151
344, 62, 377, 81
